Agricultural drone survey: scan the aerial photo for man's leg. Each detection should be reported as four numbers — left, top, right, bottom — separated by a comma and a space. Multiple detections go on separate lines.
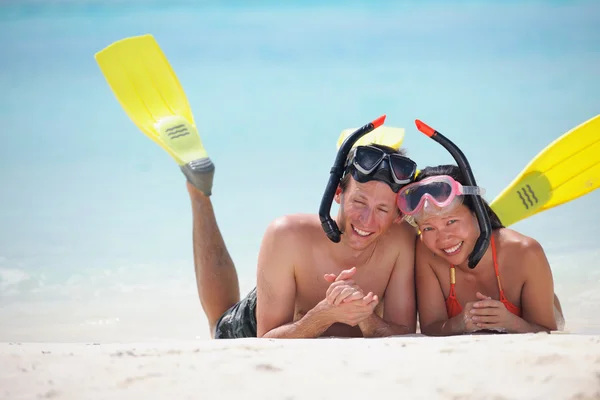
187, 181, 241, 335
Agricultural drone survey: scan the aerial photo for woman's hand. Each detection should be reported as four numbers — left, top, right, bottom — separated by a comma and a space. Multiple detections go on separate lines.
468, 292, 520, 332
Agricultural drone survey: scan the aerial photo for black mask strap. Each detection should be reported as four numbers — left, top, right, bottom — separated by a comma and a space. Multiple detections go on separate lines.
319, 115, 386, 243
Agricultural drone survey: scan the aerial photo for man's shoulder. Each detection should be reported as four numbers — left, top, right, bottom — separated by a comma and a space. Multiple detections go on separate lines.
265, 213, 322, 239
385, 220, 419, 244
258, 214, 323, 271
374, 221, 418, 267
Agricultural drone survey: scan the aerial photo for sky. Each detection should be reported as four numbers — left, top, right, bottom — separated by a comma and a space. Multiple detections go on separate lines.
0, 0, 599, 341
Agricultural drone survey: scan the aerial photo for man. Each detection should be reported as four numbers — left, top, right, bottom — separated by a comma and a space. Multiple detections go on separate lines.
179, 128, 418, 339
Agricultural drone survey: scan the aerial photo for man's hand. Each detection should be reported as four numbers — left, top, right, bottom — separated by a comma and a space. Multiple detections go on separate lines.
321, 267, 379, 326
324, 267, 374, 305
325, 279, 366, 305
318, 295, 379, 327
323, 266, 412, 337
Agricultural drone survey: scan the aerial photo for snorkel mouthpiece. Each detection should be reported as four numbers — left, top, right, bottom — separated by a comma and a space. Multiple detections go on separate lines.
319, 115, 386, 243
414, 119, 492, 269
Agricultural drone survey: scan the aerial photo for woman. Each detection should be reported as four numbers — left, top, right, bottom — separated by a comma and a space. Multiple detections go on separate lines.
397, 164, 564, 336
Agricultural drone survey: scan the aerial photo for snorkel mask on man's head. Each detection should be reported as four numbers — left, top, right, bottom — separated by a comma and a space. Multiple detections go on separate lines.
344, 144, 417, 193
318, 115, 417, 244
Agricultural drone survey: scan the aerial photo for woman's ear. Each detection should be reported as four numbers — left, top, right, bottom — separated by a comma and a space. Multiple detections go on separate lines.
471, 212, 481, 235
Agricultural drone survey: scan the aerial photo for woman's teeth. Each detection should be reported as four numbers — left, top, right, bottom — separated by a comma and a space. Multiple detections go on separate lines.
443, 242, 463, 255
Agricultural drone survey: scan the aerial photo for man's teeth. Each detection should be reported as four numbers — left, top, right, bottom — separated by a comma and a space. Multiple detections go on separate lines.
443, 242, 463, 254
353, 226, 372, 237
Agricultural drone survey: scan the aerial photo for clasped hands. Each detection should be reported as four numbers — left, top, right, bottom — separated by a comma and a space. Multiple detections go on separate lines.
461, 292, 519, 333
321, 267, 379, 327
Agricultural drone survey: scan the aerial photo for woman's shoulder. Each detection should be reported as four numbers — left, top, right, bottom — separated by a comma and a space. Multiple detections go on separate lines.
495, 228, 546, 260
414, 235, 447, 271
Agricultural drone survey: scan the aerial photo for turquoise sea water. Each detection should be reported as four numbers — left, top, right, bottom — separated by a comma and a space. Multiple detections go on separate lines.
0, 0, 599, 341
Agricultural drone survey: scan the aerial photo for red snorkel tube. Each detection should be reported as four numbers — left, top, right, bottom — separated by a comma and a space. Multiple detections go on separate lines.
319, 115, 386, 243
415, 119, 492, 269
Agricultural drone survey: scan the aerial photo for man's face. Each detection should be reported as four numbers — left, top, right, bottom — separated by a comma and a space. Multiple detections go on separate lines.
334, 177, 402, 250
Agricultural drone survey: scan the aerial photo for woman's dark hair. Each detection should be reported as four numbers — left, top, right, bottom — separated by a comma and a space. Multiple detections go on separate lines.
414, 164, 505, 229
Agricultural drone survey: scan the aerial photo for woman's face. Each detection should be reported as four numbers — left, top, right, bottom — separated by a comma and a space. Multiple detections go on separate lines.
416, 203, 480, 265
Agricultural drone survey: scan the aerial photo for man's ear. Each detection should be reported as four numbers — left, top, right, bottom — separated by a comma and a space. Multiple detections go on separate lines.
334, 186, 342, 204
398, 214, 421, 235
393, 211, 404, 224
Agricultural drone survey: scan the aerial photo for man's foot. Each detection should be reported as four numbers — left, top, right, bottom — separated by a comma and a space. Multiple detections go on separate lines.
156, 115, 215, 196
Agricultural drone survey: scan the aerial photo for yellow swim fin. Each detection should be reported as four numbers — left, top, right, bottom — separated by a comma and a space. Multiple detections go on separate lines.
95, 34, 215, 195
491, 114, 600, 226
337, 126, 405, 150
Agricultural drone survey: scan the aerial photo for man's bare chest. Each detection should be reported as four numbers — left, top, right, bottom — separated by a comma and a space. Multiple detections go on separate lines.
293, 258, 393, 314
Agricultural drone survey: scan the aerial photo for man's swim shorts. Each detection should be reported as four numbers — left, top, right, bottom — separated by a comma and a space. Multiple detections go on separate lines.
213, 287, 257, 339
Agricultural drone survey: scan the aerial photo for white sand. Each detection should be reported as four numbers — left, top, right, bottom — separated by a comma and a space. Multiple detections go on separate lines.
1, 334, 599, 400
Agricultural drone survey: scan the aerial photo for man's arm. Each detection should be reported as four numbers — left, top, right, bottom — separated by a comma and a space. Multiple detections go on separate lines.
255, 217, 334, 338
359, 225, 418, 337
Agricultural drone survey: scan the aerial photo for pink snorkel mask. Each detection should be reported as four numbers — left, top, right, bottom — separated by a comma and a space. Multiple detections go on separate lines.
396, 175, 486, 217
410, 120, 492, 269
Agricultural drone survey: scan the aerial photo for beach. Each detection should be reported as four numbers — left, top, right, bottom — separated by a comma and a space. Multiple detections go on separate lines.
2, 333, 599, 400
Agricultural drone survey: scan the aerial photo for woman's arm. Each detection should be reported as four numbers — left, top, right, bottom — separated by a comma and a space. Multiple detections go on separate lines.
513, 237, 558, 332
415, 240, 466, 336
